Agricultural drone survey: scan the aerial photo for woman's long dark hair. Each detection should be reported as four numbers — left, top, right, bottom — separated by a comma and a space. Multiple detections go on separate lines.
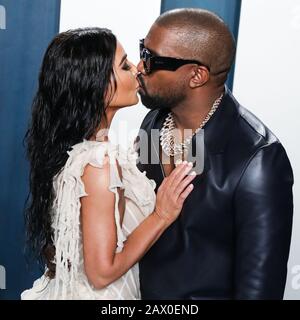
24, 27, 117, 269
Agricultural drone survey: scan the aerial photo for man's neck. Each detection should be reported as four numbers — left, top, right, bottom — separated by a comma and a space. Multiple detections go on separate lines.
171, 87, 224, 132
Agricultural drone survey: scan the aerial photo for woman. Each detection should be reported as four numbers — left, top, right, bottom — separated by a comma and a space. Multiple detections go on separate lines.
21, 28, 196, 300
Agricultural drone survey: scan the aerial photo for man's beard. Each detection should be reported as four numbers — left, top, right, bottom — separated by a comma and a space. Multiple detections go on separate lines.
139, 90, 185, 110
138, 76, 186, 110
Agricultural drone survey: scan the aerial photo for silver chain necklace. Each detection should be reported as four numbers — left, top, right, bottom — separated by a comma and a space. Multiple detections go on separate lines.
160, 93, 223, 157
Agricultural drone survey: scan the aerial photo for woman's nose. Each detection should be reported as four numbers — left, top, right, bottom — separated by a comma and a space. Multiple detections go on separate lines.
131, 63, 138, 76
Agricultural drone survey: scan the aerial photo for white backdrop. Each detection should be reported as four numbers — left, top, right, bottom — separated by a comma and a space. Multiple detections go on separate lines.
233, 0, 300, 299
60, 0, 161, 146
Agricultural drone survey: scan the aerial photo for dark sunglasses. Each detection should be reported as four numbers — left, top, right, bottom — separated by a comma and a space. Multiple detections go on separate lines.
139, 39, 210, 74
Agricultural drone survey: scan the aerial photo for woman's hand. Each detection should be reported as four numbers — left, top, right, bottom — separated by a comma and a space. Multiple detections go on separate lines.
81, 159, 196, 289
154, 161, 196, 225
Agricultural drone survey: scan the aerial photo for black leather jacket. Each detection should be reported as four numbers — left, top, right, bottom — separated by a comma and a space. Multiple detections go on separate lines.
137, 88, 294, 300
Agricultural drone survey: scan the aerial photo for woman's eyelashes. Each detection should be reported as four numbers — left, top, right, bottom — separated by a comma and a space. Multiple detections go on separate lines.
122, 60, 131, 71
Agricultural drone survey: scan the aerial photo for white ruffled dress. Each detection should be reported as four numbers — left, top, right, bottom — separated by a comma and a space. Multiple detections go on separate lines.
21, 140, 156, 300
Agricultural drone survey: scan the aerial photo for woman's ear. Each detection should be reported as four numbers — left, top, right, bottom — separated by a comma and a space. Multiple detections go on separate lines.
189, 66, 210, 88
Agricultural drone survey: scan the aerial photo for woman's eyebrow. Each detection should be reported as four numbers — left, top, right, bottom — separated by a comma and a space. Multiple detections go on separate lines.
119, 54, 127, 66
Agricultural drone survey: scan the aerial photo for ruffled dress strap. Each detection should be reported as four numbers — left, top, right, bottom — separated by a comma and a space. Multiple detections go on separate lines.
51, 140, 126, 299
106, 143, 127, 251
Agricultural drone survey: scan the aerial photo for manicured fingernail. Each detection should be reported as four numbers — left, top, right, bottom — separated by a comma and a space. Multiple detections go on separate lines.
188, 162, 193, 167
182, 161, 188, 165
190, 171, 196, 175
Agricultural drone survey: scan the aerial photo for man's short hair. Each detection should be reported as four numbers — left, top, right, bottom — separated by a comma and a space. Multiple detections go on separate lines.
155, 8, 236, 84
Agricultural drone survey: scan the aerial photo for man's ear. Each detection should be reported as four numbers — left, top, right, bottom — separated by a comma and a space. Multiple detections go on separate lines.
189, 66, 210, 88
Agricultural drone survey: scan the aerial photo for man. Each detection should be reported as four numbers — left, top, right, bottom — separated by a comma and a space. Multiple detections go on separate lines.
136, 8, 294, 299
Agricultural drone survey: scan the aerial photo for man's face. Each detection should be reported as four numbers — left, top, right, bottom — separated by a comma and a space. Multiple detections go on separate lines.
137, 25, 190, 110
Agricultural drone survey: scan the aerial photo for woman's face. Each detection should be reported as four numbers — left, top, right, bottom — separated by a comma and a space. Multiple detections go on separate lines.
108, 41, 139, 108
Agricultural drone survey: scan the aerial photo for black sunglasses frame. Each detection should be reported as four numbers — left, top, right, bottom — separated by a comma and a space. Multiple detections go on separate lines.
139, 39, 210, 74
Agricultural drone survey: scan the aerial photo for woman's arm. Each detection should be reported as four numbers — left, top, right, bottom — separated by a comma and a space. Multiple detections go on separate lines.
81, 157, 195, 289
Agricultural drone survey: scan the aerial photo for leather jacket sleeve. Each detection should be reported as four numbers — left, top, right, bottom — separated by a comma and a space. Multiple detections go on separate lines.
234, 142, 294, 299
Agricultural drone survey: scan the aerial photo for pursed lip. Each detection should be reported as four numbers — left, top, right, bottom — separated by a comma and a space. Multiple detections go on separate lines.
136, 75, 145, 92
137, 86, 145, 94
136, 77, 142, 88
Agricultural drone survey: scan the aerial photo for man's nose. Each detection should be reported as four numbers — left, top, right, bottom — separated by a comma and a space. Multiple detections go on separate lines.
137, 59, 146, 75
